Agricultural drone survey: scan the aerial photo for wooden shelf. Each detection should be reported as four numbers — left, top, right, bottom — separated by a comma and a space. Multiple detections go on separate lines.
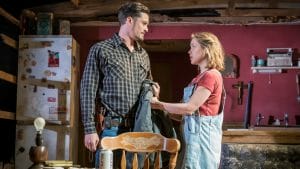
0, 71, 17, 84
251, 66, 300, 73
0, 110, 15, 120
0, 7, 20, 26
0, 71, 17, 120
0, 33, 17, 49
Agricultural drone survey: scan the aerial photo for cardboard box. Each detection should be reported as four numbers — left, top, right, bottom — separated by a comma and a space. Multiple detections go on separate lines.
59, 20, 71, 35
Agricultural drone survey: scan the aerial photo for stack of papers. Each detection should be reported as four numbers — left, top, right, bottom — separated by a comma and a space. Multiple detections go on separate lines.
45, 160, 73, 167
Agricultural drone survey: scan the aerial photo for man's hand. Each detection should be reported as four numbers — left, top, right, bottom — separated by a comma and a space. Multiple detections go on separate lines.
84, 133, 99, 152
152, 82, 160, 98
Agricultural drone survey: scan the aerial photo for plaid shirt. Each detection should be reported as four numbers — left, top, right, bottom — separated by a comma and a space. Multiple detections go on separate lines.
80, 33, 152, 134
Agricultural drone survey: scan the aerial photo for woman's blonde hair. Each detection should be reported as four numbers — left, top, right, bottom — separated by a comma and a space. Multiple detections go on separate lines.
191, 32, 225, 71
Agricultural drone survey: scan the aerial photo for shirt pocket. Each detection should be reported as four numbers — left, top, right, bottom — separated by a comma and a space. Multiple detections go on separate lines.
139, 62, 149, 81
107, 59, 125, 79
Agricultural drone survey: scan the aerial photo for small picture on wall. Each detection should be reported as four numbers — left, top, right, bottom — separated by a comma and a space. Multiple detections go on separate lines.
221, 54, 239, 78
48, 50, 59, 67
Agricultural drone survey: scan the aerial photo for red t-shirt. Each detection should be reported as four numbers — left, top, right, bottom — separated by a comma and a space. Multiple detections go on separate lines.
190, 69, 223, 116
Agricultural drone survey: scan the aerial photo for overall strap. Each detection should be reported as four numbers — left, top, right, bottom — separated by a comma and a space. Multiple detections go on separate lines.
189, 71, 209, 115
218, 83, 226, 114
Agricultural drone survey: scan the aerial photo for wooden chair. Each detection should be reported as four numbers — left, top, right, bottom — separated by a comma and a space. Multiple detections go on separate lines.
100, 132, 181, 169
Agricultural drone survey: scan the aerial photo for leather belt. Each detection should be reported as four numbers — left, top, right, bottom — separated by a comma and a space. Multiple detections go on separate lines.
104, 116, 133, 129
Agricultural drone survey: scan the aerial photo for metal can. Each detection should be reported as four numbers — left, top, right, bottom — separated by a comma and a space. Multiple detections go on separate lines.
99, 149, 113, 169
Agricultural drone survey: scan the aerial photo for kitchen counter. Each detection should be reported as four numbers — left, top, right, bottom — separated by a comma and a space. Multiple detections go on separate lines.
221, 125, 300, 168
222, 128, 300, 144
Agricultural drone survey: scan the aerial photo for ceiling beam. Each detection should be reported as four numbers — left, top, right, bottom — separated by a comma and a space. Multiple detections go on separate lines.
28, 0, 300, 23
30, 0, 300, 16
219, 9, 300, 17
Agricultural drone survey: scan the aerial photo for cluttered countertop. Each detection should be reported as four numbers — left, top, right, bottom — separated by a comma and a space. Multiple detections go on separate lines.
222, 124, 300, 144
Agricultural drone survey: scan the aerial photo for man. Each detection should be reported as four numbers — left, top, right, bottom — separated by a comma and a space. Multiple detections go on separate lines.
80, 2, 156, 168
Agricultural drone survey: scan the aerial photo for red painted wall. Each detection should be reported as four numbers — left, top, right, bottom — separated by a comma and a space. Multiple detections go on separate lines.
72, 24, 300, 127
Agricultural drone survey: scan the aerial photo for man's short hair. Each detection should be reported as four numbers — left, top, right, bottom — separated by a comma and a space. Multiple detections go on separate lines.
118, 2, 150, 25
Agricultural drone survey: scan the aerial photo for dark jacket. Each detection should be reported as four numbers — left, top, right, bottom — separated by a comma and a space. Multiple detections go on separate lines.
133, 79, 176, 138
132, 79, 177, 168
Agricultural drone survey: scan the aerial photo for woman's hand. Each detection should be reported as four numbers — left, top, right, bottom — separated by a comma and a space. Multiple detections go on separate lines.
151, 96, 163, 110
152, 82, 160, 98
151, 96, 159, 103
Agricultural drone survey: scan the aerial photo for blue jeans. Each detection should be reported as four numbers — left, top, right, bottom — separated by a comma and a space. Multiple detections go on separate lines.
181, 113, 223, 169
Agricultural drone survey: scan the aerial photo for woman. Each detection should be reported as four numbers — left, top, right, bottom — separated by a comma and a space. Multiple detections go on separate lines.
151, 32, 225, 169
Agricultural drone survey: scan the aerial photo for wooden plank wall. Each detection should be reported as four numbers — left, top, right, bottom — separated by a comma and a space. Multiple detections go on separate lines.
0, 6, 18, 119
0, 5, 19, 169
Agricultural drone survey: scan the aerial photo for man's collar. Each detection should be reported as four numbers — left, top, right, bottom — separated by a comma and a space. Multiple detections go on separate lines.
112, 33, 143, 51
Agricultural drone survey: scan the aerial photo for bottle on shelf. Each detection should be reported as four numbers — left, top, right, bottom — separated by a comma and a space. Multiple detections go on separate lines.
251, 55, 257, 67
284, 112, 289, 127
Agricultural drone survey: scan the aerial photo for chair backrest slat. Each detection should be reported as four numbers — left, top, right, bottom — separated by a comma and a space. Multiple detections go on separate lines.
133, 153, 138, 169
121, 150, 126, 169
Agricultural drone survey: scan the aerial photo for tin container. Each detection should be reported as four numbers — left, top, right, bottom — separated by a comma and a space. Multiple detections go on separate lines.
257, 59, 265, 67
99, 149, 113, 169
36, 12, 53, 35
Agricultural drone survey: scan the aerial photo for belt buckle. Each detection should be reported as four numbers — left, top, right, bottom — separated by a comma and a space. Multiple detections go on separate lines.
110, 118, 121, 127
104, 116, 122, 129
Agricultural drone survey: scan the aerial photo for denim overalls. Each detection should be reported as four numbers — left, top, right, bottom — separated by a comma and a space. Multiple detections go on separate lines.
180, 84, 225, 169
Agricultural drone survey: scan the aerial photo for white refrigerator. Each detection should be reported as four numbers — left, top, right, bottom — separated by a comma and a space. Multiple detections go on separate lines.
15, 35, 80, 169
